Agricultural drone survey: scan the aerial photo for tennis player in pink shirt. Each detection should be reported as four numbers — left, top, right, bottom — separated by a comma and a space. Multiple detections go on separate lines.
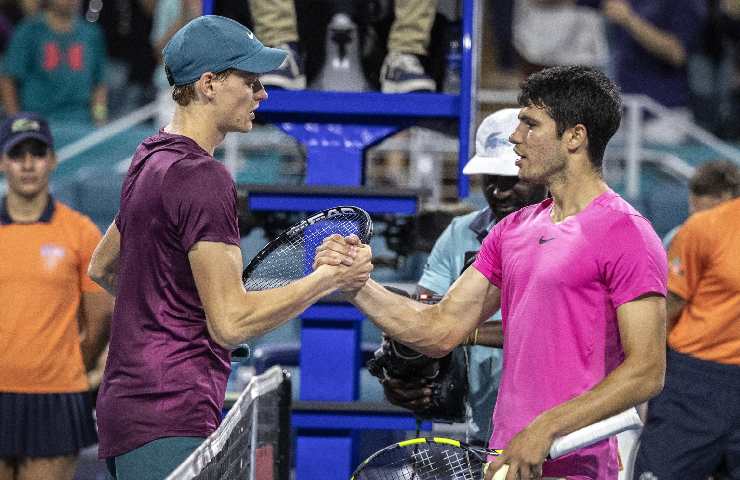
316, 65, 668, 480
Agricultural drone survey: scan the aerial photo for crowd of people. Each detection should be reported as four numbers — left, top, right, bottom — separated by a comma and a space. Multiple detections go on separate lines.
0, 0, 737, 140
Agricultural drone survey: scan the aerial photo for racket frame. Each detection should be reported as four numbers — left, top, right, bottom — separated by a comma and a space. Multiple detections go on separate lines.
241, 206, 372, 286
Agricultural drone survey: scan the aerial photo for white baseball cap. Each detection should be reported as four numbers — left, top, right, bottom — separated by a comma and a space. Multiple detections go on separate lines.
462, 108, 520, 177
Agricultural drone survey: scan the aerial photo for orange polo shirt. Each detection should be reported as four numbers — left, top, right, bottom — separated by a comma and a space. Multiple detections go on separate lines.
667, 198, 740, 365
0, 198, 103, 393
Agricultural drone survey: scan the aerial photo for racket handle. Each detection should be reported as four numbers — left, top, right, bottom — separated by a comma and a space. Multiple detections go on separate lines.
492, 464, 509, 480
549, 407, 643, 459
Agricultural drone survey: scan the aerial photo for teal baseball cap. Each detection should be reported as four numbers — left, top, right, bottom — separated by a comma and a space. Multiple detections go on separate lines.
163, 15, 288, 86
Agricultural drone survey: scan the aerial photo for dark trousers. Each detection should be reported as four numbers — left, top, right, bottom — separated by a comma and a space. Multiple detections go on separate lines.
634, 349, 740, 479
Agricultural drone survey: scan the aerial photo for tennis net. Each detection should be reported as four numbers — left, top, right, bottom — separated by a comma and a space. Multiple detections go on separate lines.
165, 366, 291, 480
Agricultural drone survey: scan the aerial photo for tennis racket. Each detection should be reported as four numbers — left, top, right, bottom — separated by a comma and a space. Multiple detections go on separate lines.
350, 408, 642, 479
242, 206, 372, 291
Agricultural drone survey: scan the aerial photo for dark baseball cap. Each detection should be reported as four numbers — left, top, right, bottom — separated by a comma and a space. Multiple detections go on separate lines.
0, 112, 54, 154
162, 15, 288, 86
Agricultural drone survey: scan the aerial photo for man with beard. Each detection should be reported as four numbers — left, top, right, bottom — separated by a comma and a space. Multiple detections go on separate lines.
380, 108, 547, 446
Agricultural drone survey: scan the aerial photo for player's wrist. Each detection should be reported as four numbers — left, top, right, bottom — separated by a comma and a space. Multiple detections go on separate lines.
530, 412, 560, 444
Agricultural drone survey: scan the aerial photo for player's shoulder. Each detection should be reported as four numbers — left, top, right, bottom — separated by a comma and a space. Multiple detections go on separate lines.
139, 132, 227, 177
592, 190, 653, 231
589, 192, 666, 253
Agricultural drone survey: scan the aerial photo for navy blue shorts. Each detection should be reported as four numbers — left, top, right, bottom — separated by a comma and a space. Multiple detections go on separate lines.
0, 391, 97, 458
634, 349, 740, 479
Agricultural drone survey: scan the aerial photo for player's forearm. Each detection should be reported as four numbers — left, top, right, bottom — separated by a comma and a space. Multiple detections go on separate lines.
216, 267, 341, 347
623, 13, 687, 66
533, 353, 665, 440
352, 279, 464, 358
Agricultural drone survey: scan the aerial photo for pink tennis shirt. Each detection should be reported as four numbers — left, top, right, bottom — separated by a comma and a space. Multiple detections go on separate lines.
473, 189, 667, 479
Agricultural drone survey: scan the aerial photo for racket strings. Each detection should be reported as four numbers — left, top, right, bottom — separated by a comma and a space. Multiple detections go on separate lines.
353, 443, 485, 480
243, 213, 370, 291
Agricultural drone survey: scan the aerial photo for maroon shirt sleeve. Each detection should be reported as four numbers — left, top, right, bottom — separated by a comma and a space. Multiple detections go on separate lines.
162, 158, 240, 252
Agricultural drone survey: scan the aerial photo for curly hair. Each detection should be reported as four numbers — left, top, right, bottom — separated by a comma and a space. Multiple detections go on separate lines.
518, 65, 622, 169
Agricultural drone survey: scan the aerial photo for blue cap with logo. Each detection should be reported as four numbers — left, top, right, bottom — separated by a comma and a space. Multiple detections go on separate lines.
0, 112, 54, 154
163, 15, 288, 86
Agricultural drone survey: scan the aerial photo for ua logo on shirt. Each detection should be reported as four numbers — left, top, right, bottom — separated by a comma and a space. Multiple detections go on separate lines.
40, 243, 66, 271
42, 42, 85, 72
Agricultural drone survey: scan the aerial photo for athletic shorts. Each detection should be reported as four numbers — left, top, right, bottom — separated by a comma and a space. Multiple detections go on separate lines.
107, 436, 205, 480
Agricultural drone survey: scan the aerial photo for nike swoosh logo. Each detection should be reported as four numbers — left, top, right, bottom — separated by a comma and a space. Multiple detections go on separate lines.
247, 31, 254, 39
538, 236, 555, 245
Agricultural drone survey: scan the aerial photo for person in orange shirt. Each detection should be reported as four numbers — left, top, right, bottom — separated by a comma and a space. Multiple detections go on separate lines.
635, 180, 740, 479
0, 112, 112, 480
662, 159, 740, 248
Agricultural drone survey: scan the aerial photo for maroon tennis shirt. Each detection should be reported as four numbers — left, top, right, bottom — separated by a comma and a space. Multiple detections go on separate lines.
96, 131, 240, 459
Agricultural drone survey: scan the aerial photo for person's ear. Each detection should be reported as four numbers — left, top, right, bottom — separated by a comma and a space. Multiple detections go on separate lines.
196, 72, 217, 100
565, 124, 587, 152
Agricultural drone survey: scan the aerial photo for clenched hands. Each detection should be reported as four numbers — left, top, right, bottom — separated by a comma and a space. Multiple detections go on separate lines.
314, 234, 373, 293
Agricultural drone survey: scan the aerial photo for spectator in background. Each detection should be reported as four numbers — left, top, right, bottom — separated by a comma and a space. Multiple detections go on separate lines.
634, 183, 740, 479
91, 0, 157, 118
255, 0, 438, 93
0, 12, 11, 54
512, 0, 609, 75
0, 0, 108, 125
0, 0, 41, 25
720, 0, 740, 140
662, 159, 740, 248
603, 0, 707, 144
150, 0, 200, 128
0, 112, 112, 480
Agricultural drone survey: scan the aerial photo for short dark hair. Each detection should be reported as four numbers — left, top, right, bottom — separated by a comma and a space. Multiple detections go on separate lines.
172, 68, 236, 106
689, 159, 740, 197
518, 65, 622, 169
